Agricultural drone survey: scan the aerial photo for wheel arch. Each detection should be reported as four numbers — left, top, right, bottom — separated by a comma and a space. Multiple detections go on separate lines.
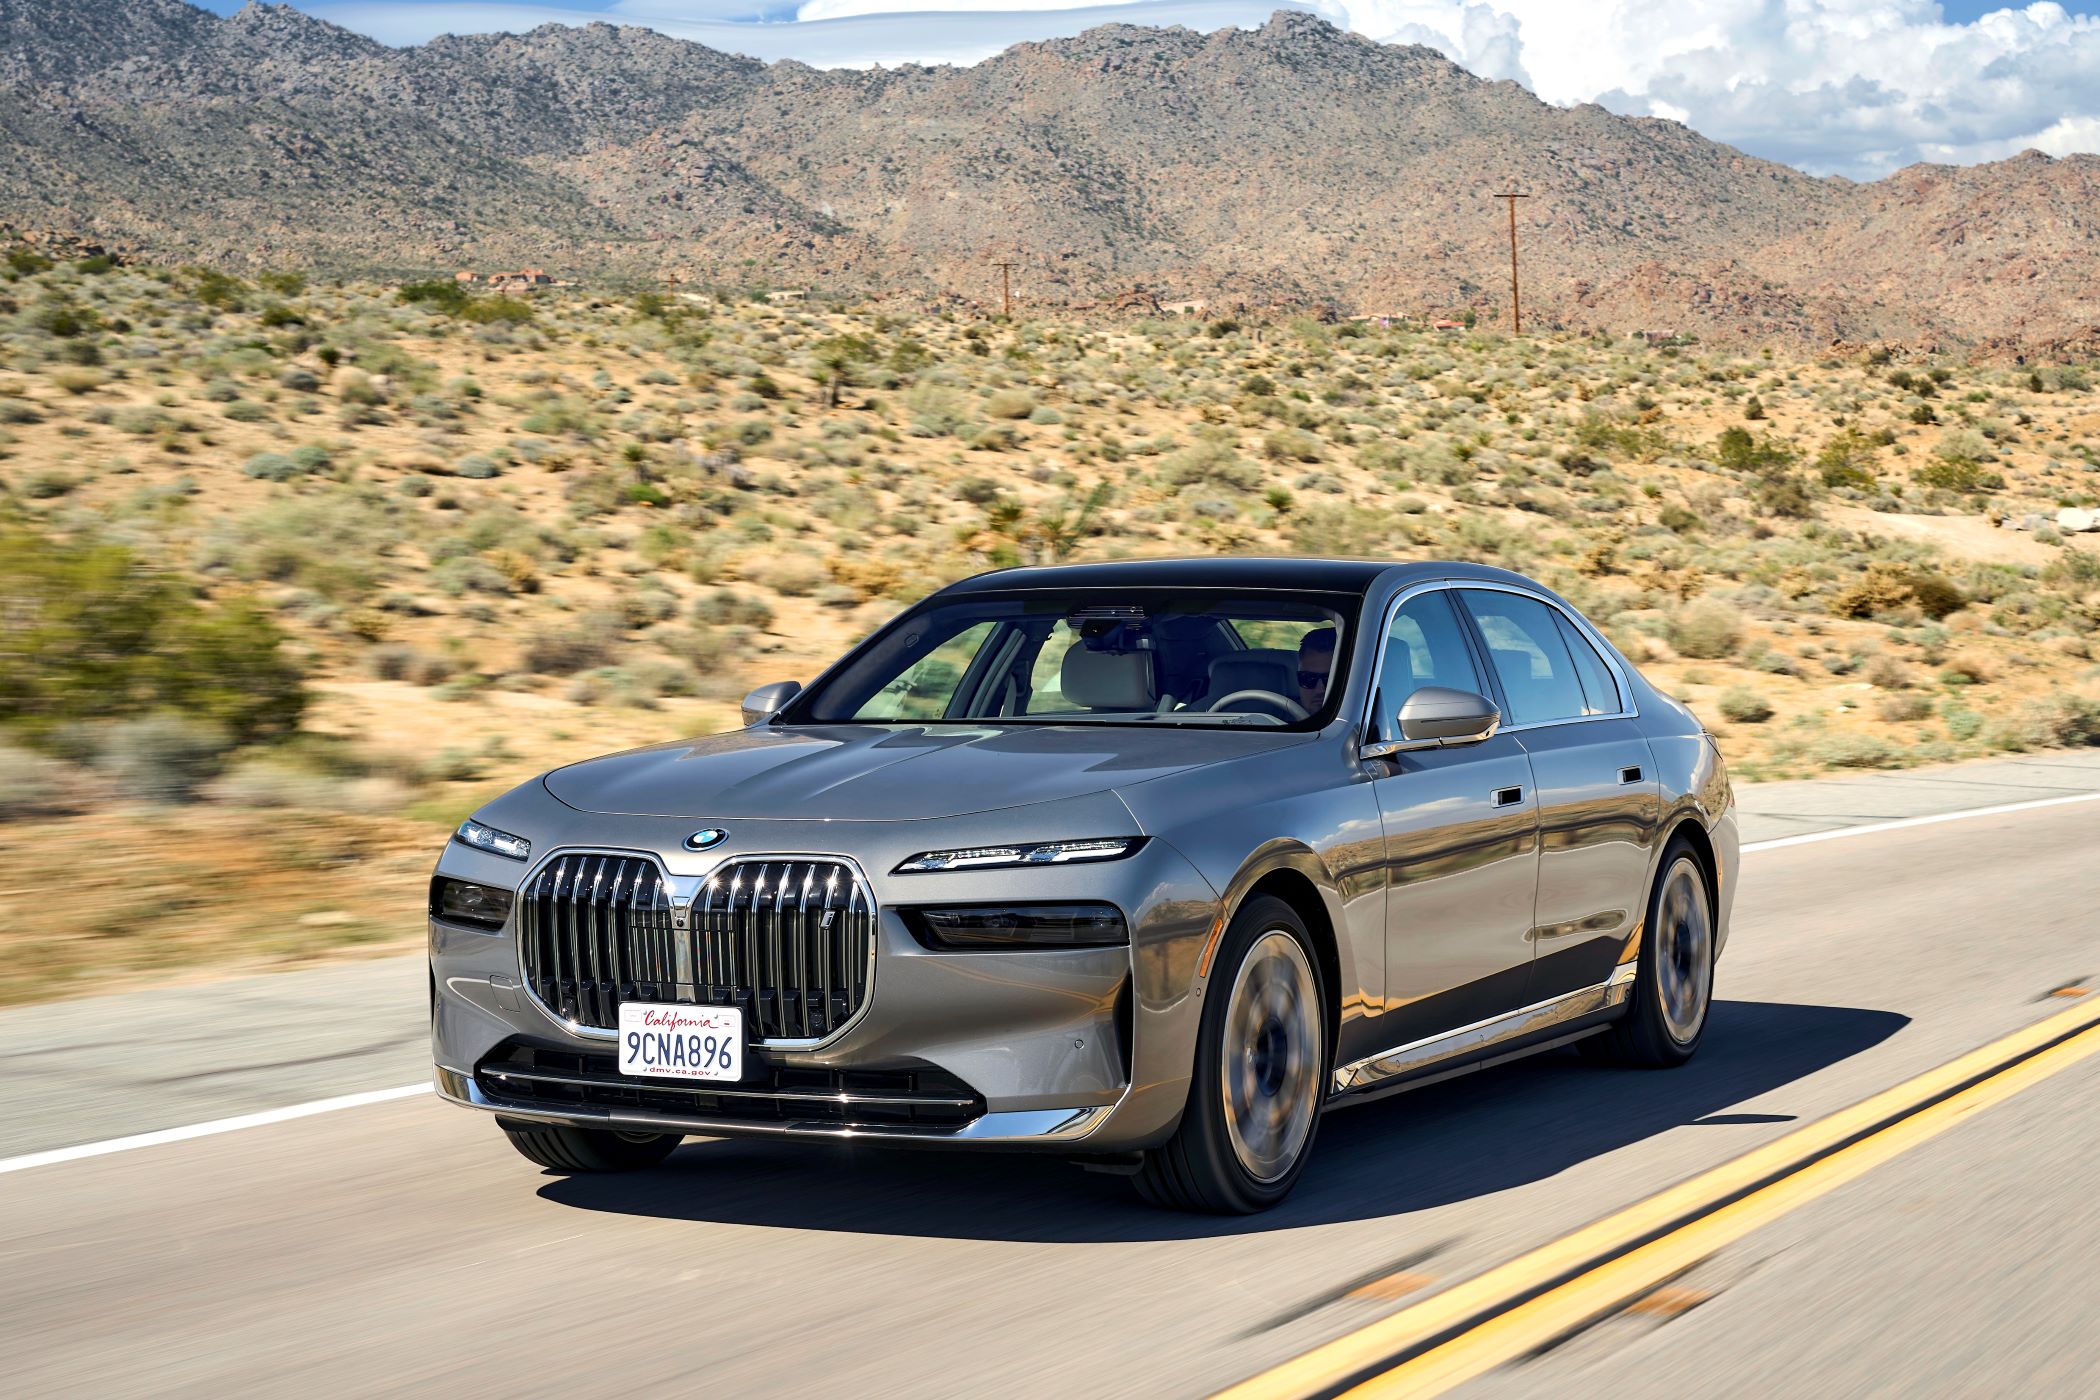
1207, 846, 1351, 1067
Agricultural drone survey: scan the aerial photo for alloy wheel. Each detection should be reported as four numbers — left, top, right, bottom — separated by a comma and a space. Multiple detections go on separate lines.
1655, 858, 1714, 1045
1219, 929, 1322, 1183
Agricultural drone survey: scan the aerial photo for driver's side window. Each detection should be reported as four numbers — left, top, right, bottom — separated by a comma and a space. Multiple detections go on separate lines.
1374, 592, 1485, 740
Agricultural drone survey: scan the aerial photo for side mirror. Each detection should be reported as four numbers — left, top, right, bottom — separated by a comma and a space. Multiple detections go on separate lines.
740, 680, 802, 727
1361, 687, 1500, 760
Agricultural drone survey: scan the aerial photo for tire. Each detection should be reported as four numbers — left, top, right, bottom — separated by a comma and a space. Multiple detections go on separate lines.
1586, 838, 1715, 1068
1135, 895, 1328, 1214
498, 1118, 682, 1173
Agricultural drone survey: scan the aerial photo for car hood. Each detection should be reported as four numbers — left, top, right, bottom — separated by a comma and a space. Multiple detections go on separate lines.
542, 723, 1310, 822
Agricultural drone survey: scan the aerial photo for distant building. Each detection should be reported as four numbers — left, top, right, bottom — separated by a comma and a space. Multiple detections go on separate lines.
1159, 299, 1208, 316
482, 268, 552, 291
453, 271, 478, 284
1431, 318, 1464, 331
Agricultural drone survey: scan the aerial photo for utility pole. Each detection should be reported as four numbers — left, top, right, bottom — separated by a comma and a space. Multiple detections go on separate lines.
992, 259, 1018, 319
1493, 191, 1531, 333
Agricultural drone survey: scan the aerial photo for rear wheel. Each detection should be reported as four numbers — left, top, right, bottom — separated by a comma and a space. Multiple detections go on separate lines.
1135, 895, 1327, 1213
1586, 839, 1714, 1068
498, 1119, 682, 1173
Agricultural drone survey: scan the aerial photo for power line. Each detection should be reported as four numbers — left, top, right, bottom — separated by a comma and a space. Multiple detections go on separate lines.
1493, 192, 1531, 333
991, 260, 1018, 319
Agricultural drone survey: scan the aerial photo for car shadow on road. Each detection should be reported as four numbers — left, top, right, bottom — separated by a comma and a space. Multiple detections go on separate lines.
537, 998, 1907, 1242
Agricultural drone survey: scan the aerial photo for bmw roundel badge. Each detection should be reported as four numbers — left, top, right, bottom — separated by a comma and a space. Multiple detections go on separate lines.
684, 827, 728, 851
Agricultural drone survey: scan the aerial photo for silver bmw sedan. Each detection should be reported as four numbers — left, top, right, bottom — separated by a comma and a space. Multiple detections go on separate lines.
429, 557, 1737, 1212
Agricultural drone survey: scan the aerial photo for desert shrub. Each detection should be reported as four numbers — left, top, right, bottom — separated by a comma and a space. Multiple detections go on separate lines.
455, 455, 501, 480
460, 296, 533, 325
692, 589, 774, 629
0, 529, 304, 747
1263, 427, 1324, 462
520, 628, 618, 675
1875, 693, 1935, 723
1666, 600, 1745, 659
1831, 563, 1963, 620
1906, 571, 1966, 619
1160, 438, 1261, 491
1801, 733, 1906, 769
92, 713, 230, 803
953, 476, 1003, 505
20, 469, 77, 499
747, 556, 826, 597
1864, 654, 1913, 689
111, 406, 173, 435
1717, 686, 1774, 723
0, 743, 84, 818
50, 367, 104, 395
223, 399, 271, 423
366, 644, 457, 686
984, 389, 1036, 419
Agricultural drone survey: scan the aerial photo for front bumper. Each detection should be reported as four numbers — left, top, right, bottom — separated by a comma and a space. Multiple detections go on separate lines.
429, 810, 1220, 1153
435, 1065, 1112, 1145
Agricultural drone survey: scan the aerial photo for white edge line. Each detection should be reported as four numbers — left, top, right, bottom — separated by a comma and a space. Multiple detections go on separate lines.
1741, 789, 2100, 853
6, 787, 2097, 1178
0, 1083, 431, 1177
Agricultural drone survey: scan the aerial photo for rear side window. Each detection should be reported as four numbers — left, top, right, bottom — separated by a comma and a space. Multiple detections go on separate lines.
1552, 611, 1622, 715
1372, 591, 1484, 740
1458, 591, 1590, 726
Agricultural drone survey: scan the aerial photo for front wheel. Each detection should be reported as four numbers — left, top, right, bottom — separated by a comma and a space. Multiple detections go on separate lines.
1135, 895, 1327, 1213
498, 1119, 682, 1173
1586, 839, 1715, 1068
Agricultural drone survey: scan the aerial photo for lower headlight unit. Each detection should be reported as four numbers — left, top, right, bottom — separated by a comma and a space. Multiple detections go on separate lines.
906, 903, 1129, 951
430, 877, 514, 931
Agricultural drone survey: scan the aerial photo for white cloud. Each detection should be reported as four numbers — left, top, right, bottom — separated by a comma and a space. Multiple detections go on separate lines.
303, 0, 2100, 176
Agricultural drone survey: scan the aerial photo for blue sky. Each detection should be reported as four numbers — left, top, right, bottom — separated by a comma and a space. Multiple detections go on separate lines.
190, 1, 2100, 178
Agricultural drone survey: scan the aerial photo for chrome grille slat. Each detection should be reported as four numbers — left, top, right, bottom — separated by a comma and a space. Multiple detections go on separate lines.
519, 853, 872, 1042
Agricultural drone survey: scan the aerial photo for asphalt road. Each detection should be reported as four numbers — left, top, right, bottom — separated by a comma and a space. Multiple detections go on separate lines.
3, 750, 2097, 1398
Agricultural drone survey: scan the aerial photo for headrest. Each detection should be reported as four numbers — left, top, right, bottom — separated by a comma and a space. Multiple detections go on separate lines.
1061, 646, 1157, 710
1208, 649, 1296, 699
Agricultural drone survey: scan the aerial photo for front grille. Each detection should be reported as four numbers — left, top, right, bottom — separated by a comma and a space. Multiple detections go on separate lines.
474, 1041, 983, 1131
517, 853, 872, 1042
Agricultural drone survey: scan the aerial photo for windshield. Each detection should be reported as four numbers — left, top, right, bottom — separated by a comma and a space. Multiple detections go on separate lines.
786, 588, 1358, 730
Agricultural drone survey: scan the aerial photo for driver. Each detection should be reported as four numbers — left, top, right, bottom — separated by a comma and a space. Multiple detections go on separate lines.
1296, 628, 1336, 714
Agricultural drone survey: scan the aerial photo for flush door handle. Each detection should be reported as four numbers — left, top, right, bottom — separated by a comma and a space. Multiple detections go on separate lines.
1493, 786, 1524, 807
1619, 766, 1644, 784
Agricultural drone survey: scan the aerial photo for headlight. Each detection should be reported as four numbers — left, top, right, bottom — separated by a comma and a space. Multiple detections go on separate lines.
454, 819, 531, 861
905, 903, 1129, 950
429, 877, 514, 931
893, 837, 1143, 874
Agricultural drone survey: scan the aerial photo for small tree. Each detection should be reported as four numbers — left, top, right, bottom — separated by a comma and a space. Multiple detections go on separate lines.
812, 334, 875, 408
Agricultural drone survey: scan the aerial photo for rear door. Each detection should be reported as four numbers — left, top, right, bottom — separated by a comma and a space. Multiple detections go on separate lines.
1367, 587, 1541, 1046
1454, 588, 1660, 1002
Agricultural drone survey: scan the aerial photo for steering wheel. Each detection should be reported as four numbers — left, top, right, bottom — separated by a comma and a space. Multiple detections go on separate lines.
1205, 689, 1310, 721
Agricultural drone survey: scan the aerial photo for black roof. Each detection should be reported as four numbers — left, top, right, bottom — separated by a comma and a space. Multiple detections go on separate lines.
939, 556, 1534, 596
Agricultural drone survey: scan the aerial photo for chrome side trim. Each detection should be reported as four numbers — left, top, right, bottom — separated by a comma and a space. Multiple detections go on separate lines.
1330, 975, 1633, 1096
436, 1066, 1109, 1145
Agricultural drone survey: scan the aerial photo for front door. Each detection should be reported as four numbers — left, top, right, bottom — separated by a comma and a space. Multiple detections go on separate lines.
1368, 588, 1541, 1047
1455, 588, 1661, 1001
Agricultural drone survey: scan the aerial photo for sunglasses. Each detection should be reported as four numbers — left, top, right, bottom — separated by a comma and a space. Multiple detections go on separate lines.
1297, 670, 1329, 689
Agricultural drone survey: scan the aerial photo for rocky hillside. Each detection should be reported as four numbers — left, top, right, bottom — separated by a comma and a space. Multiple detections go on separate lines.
2, 2, 2095, 351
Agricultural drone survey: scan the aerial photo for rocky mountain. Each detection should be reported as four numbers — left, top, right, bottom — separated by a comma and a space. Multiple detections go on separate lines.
2, 1, 2094, 350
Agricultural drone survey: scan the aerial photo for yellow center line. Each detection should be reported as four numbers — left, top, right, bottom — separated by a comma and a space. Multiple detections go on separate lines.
1219, 995, 2100, 1400
1347, 1021, 2100, 1398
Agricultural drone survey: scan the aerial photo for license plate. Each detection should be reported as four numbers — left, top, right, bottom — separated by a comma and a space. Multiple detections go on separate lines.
616, 1003, 744, 1083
